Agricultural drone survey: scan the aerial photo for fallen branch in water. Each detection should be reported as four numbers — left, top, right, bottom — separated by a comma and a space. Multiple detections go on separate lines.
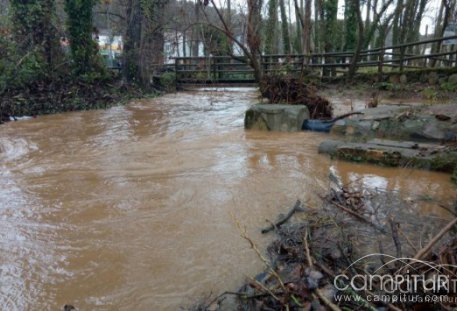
332, 201, 387, 234
414, 217, 457, 260
389, 217, 402, 259
323, 111, 363, 123
233, 214, 287, 293
261, 200, 305, 234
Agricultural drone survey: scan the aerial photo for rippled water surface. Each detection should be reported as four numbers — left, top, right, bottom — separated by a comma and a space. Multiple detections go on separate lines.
0, 88, 455, 310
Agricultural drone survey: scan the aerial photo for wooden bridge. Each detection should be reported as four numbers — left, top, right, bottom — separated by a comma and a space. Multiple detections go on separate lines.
163, 36, 457, 86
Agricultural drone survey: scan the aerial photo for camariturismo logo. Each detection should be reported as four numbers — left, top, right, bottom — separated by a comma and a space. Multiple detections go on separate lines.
333, 253, 457, 305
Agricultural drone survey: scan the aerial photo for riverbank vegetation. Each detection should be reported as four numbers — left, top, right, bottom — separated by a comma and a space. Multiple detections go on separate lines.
1, 0, 119, 122
0, 0, 164, 123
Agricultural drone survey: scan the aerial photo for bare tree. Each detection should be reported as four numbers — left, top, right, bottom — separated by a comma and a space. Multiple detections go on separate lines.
199, 0, 264, 81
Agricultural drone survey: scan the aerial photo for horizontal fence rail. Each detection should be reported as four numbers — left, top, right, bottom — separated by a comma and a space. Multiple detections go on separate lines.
160, 36, 457, 85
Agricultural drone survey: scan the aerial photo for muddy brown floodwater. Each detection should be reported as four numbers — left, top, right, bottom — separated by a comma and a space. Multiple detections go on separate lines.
0, 88, 455, 310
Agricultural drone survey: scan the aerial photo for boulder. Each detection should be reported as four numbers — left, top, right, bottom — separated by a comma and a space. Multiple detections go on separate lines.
244, 104, 309, 132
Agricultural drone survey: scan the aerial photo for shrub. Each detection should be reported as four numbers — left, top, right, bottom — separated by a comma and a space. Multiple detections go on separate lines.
440, 81, 457, 92
421, 87, 438, 101
160, 72, 176, 92
0, 37, 47, 93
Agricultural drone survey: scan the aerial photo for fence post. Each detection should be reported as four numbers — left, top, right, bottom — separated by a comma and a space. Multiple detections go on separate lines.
399, 46, 405, 73
174, 58, 179, 85
211, 57, 215, 82
377, 49, 384, 82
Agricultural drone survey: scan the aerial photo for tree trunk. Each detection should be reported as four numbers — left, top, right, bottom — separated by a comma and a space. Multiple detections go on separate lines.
322, 0, 338, 76
191, 2, 200, 57
391, 0, 403, 47
303, 0, 311, 54
364, 0, 371, 49
246, 0, 263, 81
265, 0, 278, 54
123, 0, 142, 83
279, 0, 290, 54
431, 0, 456, 67
344, 0, 357, 51
226, 0, 232, 53
347, 0, 363, 80
293, 0, 303, 53
123, 0, 167, 87
314, 0, 321, 53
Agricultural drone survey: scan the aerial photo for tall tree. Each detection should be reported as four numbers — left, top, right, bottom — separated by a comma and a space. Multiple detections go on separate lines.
347, 0, 363, 79
431, 0, 457, 66
344, 0, 357, 51
279, 0, 290, 54
265, 0, 278, 54
322, 0, 338, 53
346, 0, 394, 75
294, 0, 311, 55
123, 0, 168, 86
303, 0, 311, 54
11, 0, 59, 69
247, 0, 264, 80
65, 0, 101, 75
123, 0, 142, 83
202, 0, 264, 81
391, 0, 404, 46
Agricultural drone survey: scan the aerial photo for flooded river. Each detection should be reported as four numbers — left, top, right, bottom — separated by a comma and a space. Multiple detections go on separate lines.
0, 88, 455, 310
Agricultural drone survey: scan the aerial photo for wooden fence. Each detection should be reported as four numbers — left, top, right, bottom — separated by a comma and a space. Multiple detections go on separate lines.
166, 35, 457, 85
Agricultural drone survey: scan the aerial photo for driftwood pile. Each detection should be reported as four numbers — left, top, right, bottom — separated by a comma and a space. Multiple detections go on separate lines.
259, 74, 333, 119
189, 184, 457, 311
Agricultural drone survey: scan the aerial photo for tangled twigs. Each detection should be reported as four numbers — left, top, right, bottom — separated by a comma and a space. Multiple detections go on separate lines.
259, 74, 333, 119
303, 229, 342, 311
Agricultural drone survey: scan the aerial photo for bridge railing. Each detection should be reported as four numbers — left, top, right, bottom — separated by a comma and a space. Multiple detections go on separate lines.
173, 56, 255, 84
168, 36, 457, 85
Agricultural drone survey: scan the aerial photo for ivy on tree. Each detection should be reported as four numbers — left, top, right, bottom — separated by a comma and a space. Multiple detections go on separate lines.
64, 0, 102, 76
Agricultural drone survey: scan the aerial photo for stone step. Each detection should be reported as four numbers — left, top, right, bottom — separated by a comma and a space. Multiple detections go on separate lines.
319, 139, 457, 173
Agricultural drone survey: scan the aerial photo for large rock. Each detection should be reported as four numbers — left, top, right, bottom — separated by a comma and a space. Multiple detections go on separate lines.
244, 104, 309, 132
